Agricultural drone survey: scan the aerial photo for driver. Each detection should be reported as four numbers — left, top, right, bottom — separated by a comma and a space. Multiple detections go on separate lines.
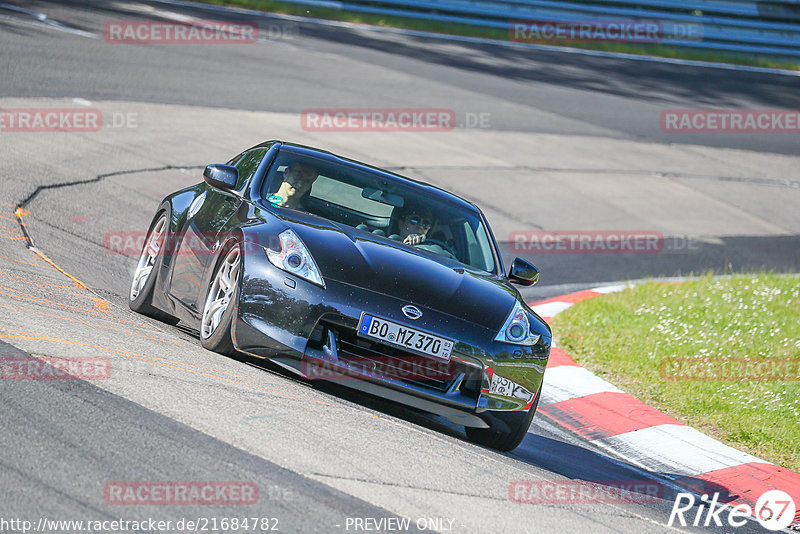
275, 162, 319, 209
394, 204, 435, 246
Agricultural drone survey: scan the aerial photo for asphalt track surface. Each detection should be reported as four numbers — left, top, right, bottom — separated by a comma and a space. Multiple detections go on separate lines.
0, 1, 798, 533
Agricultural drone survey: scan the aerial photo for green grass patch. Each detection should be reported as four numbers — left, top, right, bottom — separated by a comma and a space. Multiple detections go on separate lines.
551, 273, 800, 470
196, 0, 800, 71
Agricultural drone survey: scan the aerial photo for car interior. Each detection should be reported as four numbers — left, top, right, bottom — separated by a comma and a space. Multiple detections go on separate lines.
262, 161, 496, 273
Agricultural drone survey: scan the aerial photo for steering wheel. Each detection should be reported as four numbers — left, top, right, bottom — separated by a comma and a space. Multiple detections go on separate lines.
417, 238, 458, 259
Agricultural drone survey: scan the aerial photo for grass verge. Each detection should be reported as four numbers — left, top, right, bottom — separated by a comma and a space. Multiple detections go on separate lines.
195, 0, 800, 71
550, 273, 800, 471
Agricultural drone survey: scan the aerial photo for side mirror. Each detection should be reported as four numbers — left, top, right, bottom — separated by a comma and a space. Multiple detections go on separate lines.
203, 164, 238, 191
508, 257, 539, 286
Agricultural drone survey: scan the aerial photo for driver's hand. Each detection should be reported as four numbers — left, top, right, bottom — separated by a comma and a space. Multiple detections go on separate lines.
403, 233, 426, 245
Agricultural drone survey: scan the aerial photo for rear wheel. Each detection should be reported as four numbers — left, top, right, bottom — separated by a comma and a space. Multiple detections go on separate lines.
466, 384, 542, 451
200, 243, 241, 356
129, 212, 179, 325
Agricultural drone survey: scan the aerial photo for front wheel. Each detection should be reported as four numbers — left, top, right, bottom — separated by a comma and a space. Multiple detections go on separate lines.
200, 243, 241, 356
466, 384, 542, 451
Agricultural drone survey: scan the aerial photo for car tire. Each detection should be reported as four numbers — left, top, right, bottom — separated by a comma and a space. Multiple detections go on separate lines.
466, 383, 542, 452
129, 210, 180, 325
200, 241, 241, 356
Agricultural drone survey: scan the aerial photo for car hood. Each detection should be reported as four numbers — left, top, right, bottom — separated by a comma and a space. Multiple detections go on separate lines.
279, 215, 519, 330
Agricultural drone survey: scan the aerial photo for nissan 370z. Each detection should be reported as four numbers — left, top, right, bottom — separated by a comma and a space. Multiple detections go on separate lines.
129, 141, 551, 451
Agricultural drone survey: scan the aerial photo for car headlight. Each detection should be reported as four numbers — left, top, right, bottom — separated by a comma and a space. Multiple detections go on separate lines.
266, 229, 324, 287
494, 301, 541, 346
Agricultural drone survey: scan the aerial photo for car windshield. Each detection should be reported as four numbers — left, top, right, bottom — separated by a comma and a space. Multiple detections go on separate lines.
261, 152, 497, 274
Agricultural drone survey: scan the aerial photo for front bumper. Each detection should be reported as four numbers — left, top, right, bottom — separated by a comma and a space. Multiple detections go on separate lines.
233, 244, 550, 428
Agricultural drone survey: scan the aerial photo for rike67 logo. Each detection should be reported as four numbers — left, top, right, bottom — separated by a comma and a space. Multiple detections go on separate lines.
669, 490, 796, 531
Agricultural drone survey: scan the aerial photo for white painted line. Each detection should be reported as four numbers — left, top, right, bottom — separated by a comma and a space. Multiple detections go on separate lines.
112, 2, 197, 23
72, 98, 93, 107
595, 424, 768, 477
0, 2, 46, 19
531, 301, 572, 318
540, 365, 622, 405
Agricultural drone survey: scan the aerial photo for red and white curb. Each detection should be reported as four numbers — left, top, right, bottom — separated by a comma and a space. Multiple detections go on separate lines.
529, 284, 800, 525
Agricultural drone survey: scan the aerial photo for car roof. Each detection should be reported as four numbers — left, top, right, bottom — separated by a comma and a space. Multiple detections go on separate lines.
251, 140, 481, 214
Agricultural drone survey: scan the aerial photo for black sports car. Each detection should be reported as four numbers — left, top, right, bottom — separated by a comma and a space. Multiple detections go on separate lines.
129, 141, 551, 451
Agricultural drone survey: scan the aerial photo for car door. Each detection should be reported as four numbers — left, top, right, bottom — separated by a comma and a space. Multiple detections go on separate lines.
168, 148, 269, 315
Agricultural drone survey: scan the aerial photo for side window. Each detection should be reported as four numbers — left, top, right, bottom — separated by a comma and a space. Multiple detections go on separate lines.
233, 149, 267, 190
475, 223, 495, 272
462, 220, 494, 272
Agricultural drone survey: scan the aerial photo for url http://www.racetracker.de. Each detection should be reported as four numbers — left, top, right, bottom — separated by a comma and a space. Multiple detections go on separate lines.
0, 516, 281, 533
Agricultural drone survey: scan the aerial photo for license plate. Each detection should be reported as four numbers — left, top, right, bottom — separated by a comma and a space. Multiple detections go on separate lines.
358, 314, 453, 362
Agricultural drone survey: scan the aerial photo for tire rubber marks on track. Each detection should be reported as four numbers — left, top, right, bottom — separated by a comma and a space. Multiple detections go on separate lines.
540, 392, 683, 441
